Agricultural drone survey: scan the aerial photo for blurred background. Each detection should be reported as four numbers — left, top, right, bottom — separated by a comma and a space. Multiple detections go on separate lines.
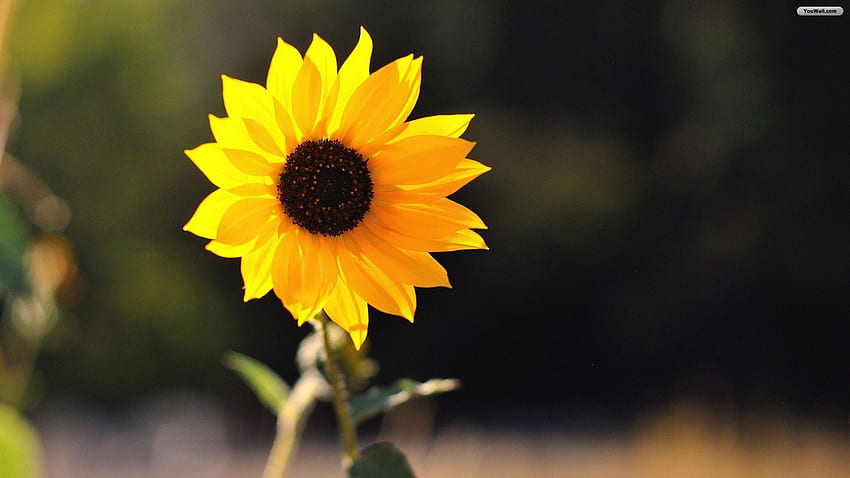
1, 0, 848, 476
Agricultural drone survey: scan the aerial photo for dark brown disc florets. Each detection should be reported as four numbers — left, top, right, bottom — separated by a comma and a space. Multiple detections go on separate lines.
277, 139, 374, 236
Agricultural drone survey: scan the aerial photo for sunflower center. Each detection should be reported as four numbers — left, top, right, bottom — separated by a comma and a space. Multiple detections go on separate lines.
277, 139, 374, 237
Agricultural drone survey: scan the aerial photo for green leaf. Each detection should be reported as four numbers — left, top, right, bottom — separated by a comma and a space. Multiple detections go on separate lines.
348, 442, 416, 478
0, 404, 41, 478
350, 378, 460, 424
223, 351, 289, 415
0, 193, 28, 296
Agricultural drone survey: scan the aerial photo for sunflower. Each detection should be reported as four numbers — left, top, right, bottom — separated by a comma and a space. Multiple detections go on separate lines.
184, 27, 489, 349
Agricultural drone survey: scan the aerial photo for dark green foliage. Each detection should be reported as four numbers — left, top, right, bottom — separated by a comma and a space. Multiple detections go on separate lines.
348, 442, 415, 478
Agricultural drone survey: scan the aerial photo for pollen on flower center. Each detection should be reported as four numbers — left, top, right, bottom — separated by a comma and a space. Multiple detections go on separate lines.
277, 139, 374, 237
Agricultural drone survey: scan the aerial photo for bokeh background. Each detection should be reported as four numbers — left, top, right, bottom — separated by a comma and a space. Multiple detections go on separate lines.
1, 0, 848, 476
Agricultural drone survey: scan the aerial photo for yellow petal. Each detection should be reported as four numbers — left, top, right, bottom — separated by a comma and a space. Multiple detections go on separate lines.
393, 56, 422, 131
270, 231, 298, 314
400, 284, 416, 323
273, 97, 301, 150
226, 182, 277, 198
392, 114, 474, 141
300, 235, 340, 323
338, 238, 416, 321
209, 114, 253, 151
425, 198, 487, 229
337, 55, 420, 150
209, 115, 282, 161
399, 158, 490, 197
221, 75, 274, 123
206, 239, 255, 258
351, 227, 450, 288
363, 114, 475, 155
373, 159, 490, 204
184, 189, 241, 239
291, 58, 322, 139
291, 34, 337, 139
243, 118, 285, 157
305, 34, 337, 101
369, 135, 473, 186
266, 37, 303, 110
220, 148, 276, 177
216, 197, 278, 245
380, 198, 487, 230
363, 219, 488, 252
240, 219, 279, 301
185, 143, 258, 189
368, 201, 459, 238
209, 214, 280, 258
324, 279, 369, 350
442, 229, 489, 251
325, 26, 373, 138
271, 229, 337, 324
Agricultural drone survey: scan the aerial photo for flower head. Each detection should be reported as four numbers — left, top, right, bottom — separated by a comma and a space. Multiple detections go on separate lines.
184, 28, 489, 349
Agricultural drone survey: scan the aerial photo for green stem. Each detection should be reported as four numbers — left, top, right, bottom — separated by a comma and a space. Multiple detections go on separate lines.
319, 312, 360, 463
261, 365, 322, 478
261, 418, 295, 478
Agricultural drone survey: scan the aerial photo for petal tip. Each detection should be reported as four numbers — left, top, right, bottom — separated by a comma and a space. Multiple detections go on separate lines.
309, 32, 329, 47
350, 330, 367, 350
296, 312, 313, 326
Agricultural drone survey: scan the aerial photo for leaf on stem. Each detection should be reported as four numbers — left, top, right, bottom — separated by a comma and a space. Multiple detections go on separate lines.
348, 442, 416, 478
349, 378, 460, 425
223, 351, 289, 415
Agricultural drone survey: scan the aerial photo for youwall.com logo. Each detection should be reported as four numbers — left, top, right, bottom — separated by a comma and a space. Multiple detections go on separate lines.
796, 6, 844, 15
